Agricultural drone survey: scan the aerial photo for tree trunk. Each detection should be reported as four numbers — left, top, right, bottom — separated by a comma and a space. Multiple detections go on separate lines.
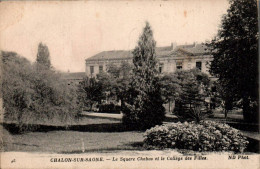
224, 109, 228, 119
169, 100, 171, 113
121, 98, 125, 113
242, 96, 250, 122
90, 103, 93, 112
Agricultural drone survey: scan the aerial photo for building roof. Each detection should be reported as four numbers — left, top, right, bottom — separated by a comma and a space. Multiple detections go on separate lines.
180, 44, 209, 55
61, 72, 86, 80
86, 43, 209, 62
86, 50, 133, 61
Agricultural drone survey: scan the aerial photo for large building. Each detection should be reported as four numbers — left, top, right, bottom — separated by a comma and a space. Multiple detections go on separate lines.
85, 43, 212, 77
61, 72, 86, 85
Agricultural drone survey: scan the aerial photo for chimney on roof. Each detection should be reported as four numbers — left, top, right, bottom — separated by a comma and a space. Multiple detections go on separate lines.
171, 42, 177, 50
193, 41, 199, 47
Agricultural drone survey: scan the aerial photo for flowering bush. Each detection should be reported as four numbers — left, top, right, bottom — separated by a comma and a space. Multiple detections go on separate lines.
143, 121, 248, 152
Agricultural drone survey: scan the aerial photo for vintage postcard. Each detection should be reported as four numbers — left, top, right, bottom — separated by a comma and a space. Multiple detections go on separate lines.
0, 0, 259, 169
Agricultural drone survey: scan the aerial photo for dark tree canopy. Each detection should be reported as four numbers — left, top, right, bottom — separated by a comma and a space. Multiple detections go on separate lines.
36, 42, 51, 69
77, 77, 105, 111
208, 0, 258, 122
173, 69, 212, 121
78, 62, 132, 112
122, 22, 165, 130
159, 73, 181, 104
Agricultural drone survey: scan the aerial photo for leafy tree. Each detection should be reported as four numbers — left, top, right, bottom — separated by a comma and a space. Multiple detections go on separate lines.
159, 73, 180, 104
122, 22, 165, 130
173, 69, 211, 121
208, 0, 258, 122
96, 62, 132, 109
119, 61, 132, 77
77, 77, 105, 111
2, 51, 80, 131
211, 81, 236, 118
78, 62, 132, 113
112, 61, 132, 107
96, 72, 117, 101
159, 73, 181, 113
36, 42, 51, 69
106, 63, 121, 78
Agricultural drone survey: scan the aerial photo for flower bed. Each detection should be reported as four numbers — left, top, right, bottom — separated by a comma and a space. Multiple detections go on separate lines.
143, 121, 248, 152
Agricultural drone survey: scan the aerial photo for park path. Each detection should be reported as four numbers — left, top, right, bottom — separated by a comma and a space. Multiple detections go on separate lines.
81, 112, 178, 120
81, 111, 123, 120
81, 112, 260, 141
240, 131, 260, 141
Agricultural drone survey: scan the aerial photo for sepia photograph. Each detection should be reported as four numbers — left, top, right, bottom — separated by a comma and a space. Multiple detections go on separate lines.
0, 0, 259, 168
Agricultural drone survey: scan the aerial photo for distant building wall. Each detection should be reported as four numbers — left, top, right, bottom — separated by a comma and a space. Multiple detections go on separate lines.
85, 44, 213, 77
85, 57, 212, 77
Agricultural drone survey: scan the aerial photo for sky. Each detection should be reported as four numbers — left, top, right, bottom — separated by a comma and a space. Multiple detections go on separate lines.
0, 0, 229, 72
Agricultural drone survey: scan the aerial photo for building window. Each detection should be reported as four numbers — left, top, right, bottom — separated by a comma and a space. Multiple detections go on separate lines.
176, 61, 183, 70
90, 66, 94, 74
99, 65, 103, 73
159, 63, 164, 73
188, 63, 191, 69
196, 61, 202, 71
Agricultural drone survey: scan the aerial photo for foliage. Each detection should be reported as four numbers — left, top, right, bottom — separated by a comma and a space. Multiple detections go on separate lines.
110, 61, 132, 107
36, 42, 51, 69
105, 61, 132, 99
211, 81, 236, 118
188, 105, 208, 122
159, 73, 181, 104
208, 0, 258, 122
173, 69, 212, 120
78, 67, 129, 112
2, 51, 80, 131
122, 22, 165, 130
78, 61, 132, 112
106, 63, 120, 78
96, 72, 121, 100
98, 103, 121, 114
144, 121, 249, 152
77, 77, 105, 111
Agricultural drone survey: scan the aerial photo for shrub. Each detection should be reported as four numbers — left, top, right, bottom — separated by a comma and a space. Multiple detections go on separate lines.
186, 105, 212, 122
2, 51, 80, 131
143, 120, 248, 152
173, 69, 212, 120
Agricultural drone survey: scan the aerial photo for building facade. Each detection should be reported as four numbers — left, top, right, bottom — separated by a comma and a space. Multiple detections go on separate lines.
85, 43, 213, 77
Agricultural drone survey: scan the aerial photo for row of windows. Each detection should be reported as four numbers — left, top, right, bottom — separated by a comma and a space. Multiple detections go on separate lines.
159, 61, 202, 72
176, 61, 202, 70
90, 61, 202, 74
90, 65, 103, 74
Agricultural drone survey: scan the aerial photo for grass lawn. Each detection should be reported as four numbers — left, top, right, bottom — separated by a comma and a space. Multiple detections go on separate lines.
1, 115, 144, 153
3, 114, 121, 127
2, 130, 144, 153
1, 112, 259, 154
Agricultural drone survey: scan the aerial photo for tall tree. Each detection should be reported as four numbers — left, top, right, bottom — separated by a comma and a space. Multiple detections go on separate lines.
2, 51, 79, 130
208, 0, 258, 122
112, 61, 132, 108
36, 42, 51, 69
77, 77, 105, 111
159, 73, 181, 113
122, 22, 165, 130
173, 69, 211, 121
